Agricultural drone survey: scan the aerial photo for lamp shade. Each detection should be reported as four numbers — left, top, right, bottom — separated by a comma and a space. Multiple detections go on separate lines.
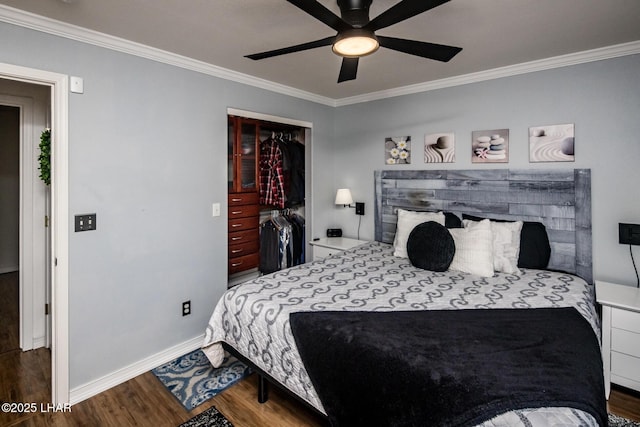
335, 188, 354, 206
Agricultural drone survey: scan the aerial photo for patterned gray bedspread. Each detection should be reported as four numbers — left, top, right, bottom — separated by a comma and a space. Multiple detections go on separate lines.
203, 241, 601, 426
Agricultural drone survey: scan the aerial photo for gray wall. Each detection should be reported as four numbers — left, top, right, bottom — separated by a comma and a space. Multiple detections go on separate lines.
332, 54, 640, 287
0, 21, 335, 389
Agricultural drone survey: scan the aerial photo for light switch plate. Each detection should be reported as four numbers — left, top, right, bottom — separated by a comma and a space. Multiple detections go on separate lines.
212, 203, 221, 217
75, 214, 96, 232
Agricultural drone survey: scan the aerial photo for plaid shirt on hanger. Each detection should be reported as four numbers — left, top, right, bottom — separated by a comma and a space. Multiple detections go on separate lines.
259, 138, 285, 208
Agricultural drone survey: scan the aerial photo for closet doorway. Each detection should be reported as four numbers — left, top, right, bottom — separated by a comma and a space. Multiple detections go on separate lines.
226, 108, 312, 287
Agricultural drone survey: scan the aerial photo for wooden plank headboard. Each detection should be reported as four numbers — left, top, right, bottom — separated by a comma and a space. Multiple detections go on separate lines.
374, 169, 592, 283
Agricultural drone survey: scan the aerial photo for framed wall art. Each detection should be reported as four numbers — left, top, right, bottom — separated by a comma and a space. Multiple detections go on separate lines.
385, 136, 411, 165
424, 132, 455, 163
529, 123, 575, 162
472, 129, 509, 163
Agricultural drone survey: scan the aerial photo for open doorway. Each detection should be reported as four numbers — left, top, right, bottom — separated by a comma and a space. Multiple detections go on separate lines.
0, 81, 52, 404
0, 104, 21, 354
0, 82, 51, 351
0, 63, 70, 405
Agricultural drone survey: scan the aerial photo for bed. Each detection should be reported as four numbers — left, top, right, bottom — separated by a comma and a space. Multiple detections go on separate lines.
203, 169, 605, 426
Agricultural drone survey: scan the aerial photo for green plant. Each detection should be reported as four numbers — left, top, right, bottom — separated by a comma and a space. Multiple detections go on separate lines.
38, 128, 51, 186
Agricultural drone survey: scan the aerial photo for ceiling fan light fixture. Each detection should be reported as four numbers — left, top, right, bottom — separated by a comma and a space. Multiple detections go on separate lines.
332, 29, 379, 58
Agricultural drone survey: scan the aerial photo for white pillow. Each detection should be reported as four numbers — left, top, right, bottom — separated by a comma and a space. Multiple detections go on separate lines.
463, 219, 523, 274
393, 209, 446, 258
448, 219, 494, 277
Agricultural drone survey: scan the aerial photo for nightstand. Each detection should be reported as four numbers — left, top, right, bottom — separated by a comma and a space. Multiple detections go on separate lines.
309, 237, 368, 261
595, 280, 640, 398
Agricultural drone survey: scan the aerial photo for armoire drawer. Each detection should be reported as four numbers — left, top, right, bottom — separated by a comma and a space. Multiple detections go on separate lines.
229, 229, 258, 245
229, 216, 258, 232
229, 240, 259, 259
228, 253, 259, 275
228, 204, 260, 219
229, 192, 259, 206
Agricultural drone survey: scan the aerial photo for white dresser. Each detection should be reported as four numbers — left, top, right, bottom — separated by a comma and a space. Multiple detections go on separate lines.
309, 237, 368, 261
595, 280, 640, 398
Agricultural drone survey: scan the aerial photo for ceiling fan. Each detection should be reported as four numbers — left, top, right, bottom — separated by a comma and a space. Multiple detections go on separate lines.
245, 0, 462, 83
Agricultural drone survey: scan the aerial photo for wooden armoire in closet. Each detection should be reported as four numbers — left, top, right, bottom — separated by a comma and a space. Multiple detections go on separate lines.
227, 115, 306, 284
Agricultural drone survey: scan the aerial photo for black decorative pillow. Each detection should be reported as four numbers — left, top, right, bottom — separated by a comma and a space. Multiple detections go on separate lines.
462, 214, 551, 269
407, 221, 456, 272
444, 212, 462, 228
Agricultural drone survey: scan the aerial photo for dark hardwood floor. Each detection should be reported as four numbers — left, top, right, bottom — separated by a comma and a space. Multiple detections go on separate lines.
0, 272, 19, 354
1, 272, 639, 426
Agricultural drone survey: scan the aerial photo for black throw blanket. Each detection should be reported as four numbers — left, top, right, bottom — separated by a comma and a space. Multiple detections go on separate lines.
289, 308, 606, 427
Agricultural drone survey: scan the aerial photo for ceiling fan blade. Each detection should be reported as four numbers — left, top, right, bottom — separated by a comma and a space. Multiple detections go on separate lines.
246, 36, 335, 60
366, 0, 449, 32
378, 36, 462, 62
287, 0, 350, 32
338, 57, 359, 83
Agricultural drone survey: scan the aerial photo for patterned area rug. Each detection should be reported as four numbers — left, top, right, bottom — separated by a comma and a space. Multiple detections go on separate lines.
153, 349, 251, 411
609, 413, 640, 427
179, 406, 233, 427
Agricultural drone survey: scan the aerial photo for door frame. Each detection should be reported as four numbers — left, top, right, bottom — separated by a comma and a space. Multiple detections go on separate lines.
0, 62, 70, 404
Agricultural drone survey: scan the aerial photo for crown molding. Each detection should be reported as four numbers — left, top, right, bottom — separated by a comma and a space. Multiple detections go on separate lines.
335, 40, 640, 106
0, 4, 336, 107
2, 4, 639, 108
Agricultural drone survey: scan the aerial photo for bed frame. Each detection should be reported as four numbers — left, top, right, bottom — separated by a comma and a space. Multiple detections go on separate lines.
374, 169, 592, 284
230, 168, 593, 417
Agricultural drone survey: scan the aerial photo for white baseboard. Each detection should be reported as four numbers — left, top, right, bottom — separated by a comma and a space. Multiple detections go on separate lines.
69, 334, 204, 405
32, 335, 46, 349
0, 266, 19, 274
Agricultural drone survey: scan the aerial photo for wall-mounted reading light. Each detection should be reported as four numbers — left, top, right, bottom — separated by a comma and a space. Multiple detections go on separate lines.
335, 188, 353, 207
335, 188, 364, 215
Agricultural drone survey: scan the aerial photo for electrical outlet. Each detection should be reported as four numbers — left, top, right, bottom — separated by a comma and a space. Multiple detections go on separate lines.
182, 300, 191, 316
619, 223, 640, 245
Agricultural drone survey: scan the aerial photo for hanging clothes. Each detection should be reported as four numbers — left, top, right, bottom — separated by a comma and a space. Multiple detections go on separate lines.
259, 134, 286, 209
259, 211, 305, 274
259, 218, 282, 274
286, 211, 305, 265
281, 134, 305, 207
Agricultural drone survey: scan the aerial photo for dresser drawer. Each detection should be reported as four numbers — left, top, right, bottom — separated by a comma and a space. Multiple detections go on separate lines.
611, 351, 640, 383
228, 253, 259, 274
229, 216, 258, 232
313, 246, 339, 260
612, 328, 640, 358
229, 192, 259, 206
228, 204, 260, 219
229, 229, 258, 245
612, 308, 640, 333
229, 240, 259, 259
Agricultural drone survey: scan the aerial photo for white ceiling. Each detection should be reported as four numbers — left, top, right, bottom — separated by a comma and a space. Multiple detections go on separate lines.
2, 0, 640, 101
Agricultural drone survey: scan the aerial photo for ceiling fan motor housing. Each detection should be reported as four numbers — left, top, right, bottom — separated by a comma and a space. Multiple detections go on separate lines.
337, 0, 372, 27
